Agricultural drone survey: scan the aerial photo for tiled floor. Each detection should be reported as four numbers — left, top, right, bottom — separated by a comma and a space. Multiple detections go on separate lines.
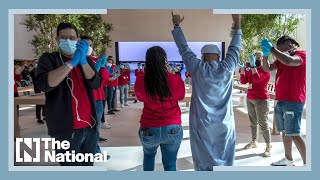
14, 89, 307, 170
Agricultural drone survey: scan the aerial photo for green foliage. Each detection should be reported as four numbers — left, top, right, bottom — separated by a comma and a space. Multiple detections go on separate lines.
21, 14, 113, 58
238, 14, 302, 62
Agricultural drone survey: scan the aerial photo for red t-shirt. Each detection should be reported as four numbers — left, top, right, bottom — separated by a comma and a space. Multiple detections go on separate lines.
134, 69, 144, 76
185, 72, 191, 78
240, 66, 271, 100
90, 57, 110, 101
69, 67, 94, 129
126, 69, 131, 82
274, 50, 306, 103
107, 65, 118, 87
14, 67, 22, 94
118, 69, 129, 86
134, 72, 185, 128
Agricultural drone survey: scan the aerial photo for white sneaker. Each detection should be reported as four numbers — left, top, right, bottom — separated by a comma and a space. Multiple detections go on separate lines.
124, 102, 130, 106
101, 122, 111, 129
121, 104, 124, 108
271, 157, 295, 166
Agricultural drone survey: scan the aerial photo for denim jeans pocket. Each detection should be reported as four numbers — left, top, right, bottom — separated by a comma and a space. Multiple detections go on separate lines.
139, 128, 155, 145
167, 126, 183, 144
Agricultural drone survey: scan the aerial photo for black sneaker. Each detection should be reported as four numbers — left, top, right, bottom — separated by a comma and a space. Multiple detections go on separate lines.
99, 137, 108, 142
107, 155, 111, 160
37, 119, 44, 124
112, 109, 120, 112
108, 111, 115, 115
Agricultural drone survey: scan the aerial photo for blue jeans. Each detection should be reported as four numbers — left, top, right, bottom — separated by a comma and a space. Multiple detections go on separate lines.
275, 101, 304, 136
53, 127, 99, 166
95, 100, 103, 154
119, 84, 129, 105
107, 87, 116, 111
95, 100, 103, 128
138, 124, 183, 171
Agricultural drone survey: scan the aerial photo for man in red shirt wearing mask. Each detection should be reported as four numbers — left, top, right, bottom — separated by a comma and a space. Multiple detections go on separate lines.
35, 23, 101, 166
134, 62, 144, 103
261, 36, 306, 166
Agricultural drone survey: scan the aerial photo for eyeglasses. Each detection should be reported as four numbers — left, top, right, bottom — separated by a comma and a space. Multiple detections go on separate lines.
58, 36, 78, 41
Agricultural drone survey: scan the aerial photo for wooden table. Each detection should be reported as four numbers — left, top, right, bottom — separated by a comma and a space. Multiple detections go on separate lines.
14, 94, 45, 139
17, 86, 34, 94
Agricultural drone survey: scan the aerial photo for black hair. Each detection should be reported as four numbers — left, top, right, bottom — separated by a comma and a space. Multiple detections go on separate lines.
137, 62, 141, 65
57, 23, 79, 37
80, 35, 93, 43
144, 46, 172, 104
276, 35, 300, 47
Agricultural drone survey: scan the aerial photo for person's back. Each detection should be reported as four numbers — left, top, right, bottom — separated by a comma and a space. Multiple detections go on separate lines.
190, 62, 234, 124
135, 72, 185, 127
171, 13, 242, 170
134, 46, 185, 171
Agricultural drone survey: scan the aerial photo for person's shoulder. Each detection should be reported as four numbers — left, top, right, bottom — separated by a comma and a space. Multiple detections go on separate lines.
294, 50, 306, 57
39, 52, 59, 61
167, 72, 181, 81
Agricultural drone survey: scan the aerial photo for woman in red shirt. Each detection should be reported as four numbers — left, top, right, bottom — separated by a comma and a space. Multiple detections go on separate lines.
134, 46, 185, 171
118, 63, 130, 107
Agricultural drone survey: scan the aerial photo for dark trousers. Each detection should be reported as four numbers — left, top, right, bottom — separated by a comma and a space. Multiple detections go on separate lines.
107, 87, 116, 111
14, 92, 19, 116
36, 105, 45, 120
101, 87, 108, 122
54, 127, 99, 166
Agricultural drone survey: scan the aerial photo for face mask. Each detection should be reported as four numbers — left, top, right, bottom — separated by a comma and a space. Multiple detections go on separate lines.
87, 46, 93, 56
59, 39, 77, 55
255, 60, 261, 67
107, 63, 112, 67
138, 66, 141, 70
283, 47, 296, 55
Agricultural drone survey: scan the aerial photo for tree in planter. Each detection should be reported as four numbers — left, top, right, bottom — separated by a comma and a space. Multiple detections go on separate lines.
21, 14, 113, 59
236, 14, 302, 62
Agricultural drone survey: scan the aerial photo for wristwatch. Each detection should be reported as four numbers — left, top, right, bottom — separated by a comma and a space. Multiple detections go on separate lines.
65, 62, 74, 69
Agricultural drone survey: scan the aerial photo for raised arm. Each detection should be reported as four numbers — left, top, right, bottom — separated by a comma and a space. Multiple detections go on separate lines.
221, 14, 242, 72
171, 11, 201, 75
261, 56, 278, 72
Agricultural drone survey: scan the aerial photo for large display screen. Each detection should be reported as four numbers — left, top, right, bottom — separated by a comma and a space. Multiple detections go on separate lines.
116, 41, 224, 62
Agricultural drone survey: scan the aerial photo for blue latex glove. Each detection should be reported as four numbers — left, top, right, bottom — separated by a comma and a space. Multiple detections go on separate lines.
70, 50, 81, 67
106, 66, 111, 73
260, 38, 273, 56
261, 46, 271, 57
249, 54, 256, 67
95, 60, 102, 71
77, 40, 89, 65
95, 54, 107, 71
238, 61, 245, 68
99, 54, 107, 67
112, 73, 121, 80
115, 65, 121, 72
